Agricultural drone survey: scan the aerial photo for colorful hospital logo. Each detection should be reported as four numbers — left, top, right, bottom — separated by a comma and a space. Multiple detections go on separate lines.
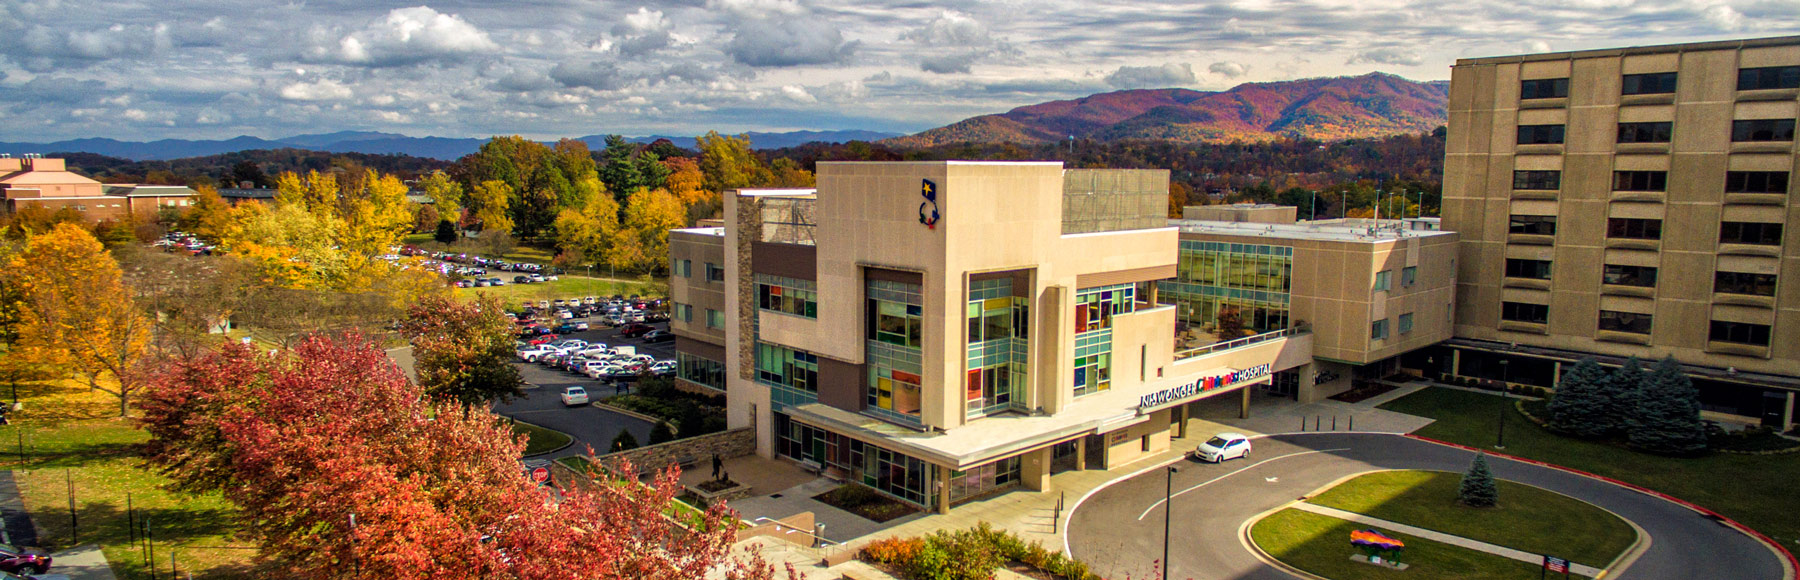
919, 179, 939, 229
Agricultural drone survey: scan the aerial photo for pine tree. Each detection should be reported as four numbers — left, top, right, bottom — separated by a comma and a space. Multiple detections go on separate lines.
611, 429, 640, 452
1548, 357, 1612, 438
649, 421, 675, 444
1459, 453, 1498, 507
434, 219, 458, 244
1598, 356, 1645, 437
1626, 357, 1709, 456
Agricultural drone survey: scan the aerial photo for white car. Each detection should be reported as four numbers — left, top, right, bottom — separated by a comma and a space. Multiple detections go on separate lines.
649, 360, 677, 376
560, 386, 590, 406
1194, 432, 1252, 463
516, 347, 555, 362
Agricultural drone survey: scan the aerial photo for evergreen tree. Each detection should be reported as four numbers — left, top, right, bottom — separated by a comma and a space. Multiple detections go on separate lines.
1458, 453, 1498, 507
434, 220, 458, 244
610, 429, 640, 452
1626, 357, 1708, 456
1598, 356, 1645, 437
1547, 357, 1612, 438
649, 421, 676, 444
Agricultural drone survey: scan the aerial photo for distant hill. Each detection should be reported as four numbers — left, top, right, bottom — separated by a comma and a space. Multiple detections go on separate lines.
885, 73, 1449, 147
0, 129, 903, 161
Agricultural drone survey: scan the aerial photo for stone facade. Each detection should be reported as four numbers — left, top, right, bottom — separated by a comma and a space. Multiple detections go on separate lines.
590, 427, 758, 475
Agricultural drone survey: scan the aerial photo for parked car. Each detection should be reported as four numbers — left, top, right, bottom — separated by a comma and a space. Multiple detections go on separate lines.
0, 543, 53, 575
641, 330, 674, 343
516, 346, 556, 362
618, 323, 655, 337
526, 334, 561, 346
1193, 432, 1252, 463
561, 387, 590, 407
649, 360, 677, 377
514, 275, 531, 284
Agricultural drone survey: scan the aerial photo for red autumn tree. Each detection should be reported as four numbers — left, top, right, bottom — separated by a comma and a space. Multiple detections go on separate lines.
140, 334, 779, 579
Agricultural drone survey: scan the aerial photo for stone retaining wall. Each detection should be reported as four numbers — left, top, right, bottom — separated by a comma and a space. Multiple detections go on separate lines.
590, 427, 757, 475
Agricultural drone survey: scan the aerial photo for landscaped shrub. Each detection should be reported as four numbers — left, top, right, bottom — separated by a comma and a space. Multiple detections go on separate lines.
1709, 426, 1800, 453
1459, 453, 1498, 507
857, 523, 1102, 580
913, 527, 1003, 580
1548, 357, 1612, 438
861, 537, 925, 566
1626, 357, 1708, 456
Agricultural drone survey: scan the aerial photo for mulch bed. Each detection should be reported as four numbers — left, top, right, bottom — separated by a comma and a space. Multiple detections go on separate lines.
812, 484, 919, 523
1329, 382, 1398, 403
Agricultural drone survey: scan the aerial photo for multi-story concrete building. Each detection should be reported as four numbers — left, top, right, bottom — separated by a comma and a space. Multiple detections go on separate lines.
1443, 36, 1800, 429
0, 155, 193, 219
666, 161, 1456, 513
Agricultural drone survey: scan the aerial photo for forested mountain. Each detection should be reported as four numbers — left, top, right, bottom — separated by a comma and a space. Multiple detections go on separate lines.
885, 73, 1449, 148
1, 130, 901, 161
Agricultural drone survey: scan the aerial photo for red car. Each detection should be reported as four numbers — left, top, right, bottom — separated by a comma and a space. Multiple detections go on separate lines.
527, 334, 561, 346
618, 323, 655, 338
0, 543, 52, 575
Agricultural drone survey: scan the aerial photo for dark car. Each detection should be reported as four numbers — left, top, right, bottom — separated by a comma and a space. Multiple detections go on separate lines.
641, 330, 674, 343
644, 311, 670, 323
0, 544, 52, 575
554, 323, 583, 334
618, 323, 655, 338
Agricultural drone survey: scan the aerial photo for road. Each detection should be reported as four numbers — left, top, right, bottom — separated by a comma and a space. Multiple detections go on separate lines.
495, 314, 680, 459
1065, 432, 1787, 580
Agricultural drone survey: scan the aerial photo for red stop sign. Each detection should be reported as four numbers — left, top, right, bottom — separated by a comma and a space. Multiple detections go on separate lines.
531, 467, 550, 483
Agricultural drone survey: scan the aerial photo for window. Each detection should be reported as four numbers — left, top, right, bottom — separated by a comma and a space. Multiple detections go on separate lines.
1373, 270, 1391, 291
1073, 352, 1111, 397
1501, 301, 1549, 324
1508, 215, 1557, 236
1398, 313, 1415, 334
1621, 72, 1678, 95
1732, 119, 1796, 142
1719, 222, 1783, 245
705, 308, 724, 329
676, 352, 726, 390
1606, 218, 1662, 240
1370, 319, 1389, 340
1725, 171, 1789, 194
1617, 122, 1673, 144
1613, 171, 1667, 191
1710, 320, 1772, 347
756, 275, 818, 318
704, 262, 724, 282
1513, 170, 1562, 190
673, 302, 693, 322
1737, 66, 1800, 91
1520, 78, 1569, 99
1504, 258, 1553, 280
1598, 311, 1653, 335
1517, 124, 1565, 145
1074, 284, 1136, 333
1602, 264, 1658, 288
755, 342, 818, 392
1715, 271, 1777, 296
1402, 266, 1417, 287
678, 259, 693, 277
869, 300, 923, 347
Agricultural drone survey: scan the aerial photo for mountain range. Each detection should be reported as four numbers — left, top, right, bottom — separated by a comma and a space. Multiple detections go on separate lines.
0, 130, 902, 162
883, 73, 1449, 148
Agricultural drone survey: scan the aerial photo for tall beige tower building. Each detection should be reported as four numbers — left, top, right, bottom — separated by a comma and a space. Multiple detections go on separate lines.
1442, 36, 1800, 430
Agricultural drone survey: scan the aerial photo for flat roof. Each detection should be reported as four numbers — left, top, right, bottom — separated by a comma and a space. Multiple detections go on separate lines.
671, 226, 724, 236
1457, 35, 1800, 66
1171, 218, 1457, 243
737, 188, 816, 197
816, 160, 1064, 166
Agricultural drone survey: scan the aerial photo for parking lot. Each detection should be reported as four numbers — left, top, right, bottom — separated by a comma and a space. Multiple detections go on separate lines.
493, 306, 679, 459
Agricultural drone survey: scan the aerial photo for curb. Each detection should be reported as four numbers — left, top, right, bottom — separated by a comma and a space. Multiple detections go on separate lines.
513, 419, 577, 457
1406, 434, 1798, 580
1238, 502, 1333, 580
593, 401, 665, 426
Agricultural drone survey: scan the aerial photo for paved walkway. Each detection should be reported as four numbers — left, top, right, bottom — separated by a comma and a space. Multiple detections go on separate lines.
0, 471, 37, 547
50, 545, 117, 580
1290, 502, 1605, 577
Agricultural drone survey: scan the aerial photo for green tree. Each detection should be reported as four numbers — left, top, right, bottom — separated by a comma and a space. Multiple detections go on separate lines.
434, 220, 458, 245
1458, 453, 1498, 507
649, 421, 675, 444
1600, 356, 1645, 436
400, 295, 527, 414
1626, 357, 1708, 456
611, 429, 640, 452
1548, 357, 1612, 438
419, 170, 465, 218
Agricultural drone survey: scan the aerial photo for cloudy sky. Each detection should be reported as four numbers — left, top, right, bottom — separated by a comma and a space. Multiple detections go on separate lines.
2, 0, 1796, 141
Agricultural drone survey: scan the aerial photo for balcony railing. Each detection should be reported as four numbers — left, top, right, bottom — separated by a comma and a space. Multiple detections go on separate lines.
1172, 325, 1305, 362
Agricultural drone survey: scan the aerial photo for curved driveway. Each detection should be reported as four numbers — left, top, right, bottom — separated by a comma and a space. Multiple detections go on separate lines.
1066, 433, 1786, 580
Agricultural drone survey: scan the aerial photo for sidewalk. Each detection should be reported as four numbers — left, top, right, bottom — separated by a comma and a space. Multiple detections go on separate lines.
1289, 502, 1603, 577
49, 545, 117, 580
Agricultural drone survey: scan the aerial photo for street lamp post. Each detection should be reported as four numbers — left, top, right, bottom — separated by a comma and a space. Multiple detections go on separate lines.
1163, 465, 1179, 580
1496, 360, 1509, 449
1309, 190, 1317, 221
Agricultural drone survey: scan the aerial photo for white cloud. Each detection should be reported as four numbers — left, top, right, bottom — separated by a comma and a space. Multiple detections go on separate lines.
278, 78, 354, 102
1208, 61, 1249, 78
904, 11, 991, 47
1106, 63, 1196, 89
12, 22, 171, 69
550, 59, 627, 91
303, 6, 498, 67
780, 85, 816, 103
726, 19, 858, 67
1703, 5, 1744, 30
610, 7, 673, 55
706, 0, 805, 18
1348, 47, 1425, 66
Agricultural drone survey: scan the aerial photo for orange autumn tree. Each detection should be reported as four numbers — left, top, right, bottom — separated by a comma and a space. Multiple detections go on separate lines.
140, 334, 786, 579
10, 223, 154, 416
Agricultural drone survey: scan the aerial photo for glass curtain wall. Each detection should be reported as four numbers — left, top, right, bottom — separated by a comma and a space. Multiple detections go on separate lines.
774, 413, 935, 507
1160, 241, 1293, 344
867, 279, 925, 424
967, 277, 1029, 417
1073, 283, 1136, 397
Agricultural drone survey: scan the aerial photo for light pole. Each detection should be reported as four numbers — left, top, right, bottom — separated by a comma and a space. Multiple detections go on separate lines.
1163, 465, 1179, 580
1496, 360, 1509, 449
1309, 190, 1317, 221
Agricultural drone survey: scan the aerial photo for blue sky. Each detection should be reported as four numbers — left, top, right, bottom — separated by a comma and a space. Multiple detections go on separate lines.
2, 0, 1796, 141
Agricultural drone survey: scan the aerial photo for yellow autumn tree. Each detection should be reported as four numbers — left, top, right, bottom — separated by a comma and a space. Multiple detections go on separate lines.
663, 156, 711, 206
222, 201, 348, 289
274, 170, 340, 216
608, 188, 685, 273
469, 180, 515, 236
552, 193, 621, 266
184, 184, 235, 242
419, 170, 465, 219
11, 223, 153, 417
340, 170, 413, 256
696, 131, 764, 193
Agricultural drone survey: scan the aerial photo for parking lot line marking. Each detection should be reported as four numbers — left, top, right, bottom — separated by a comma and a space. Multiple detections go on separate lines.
1136, 448, 1349, 521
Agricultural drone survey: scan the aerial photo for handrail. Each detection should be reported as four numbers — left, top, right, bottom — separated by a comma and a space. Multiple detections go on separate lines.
1172, 326, 1305, 361
744, 517, 840, 547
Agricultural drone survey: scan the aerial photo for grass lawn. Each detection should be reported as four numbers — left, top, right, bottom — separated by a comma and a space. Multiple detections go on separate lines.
1308, 470, 1633, 568
6, 379, 252, 579
454, 275, 664, 306
507, 419, 573, 455
1380, 387, 1800, 549
1251, 509, 1588, 580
